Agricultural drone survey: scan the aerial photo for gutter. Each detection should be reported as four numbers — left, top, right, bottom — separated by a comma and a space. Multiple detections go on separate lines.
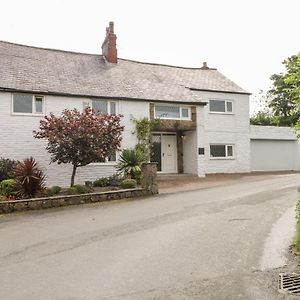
0, 87, 207, 106
189, 87, 251, 96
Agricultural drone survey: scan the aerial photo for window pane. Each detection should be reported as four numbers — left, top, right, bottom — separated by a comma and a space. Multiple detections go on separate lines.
92, 100, 108, 114
110, 102, 116, 114
210, 145, 226, 157
155, 105, 180, 118
35, 96, 43, 113
181, 108, 189, 118
13, 94, 32, 113
227, 145, 233, 157
108, 152, 116, 162
226, 101, 233, 112
150, 134, 161, 171
209, 100, 225, 112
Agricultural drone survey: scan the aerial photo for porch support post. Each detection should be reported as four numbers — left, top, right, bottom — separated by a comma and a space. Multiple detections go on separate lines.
177, 132, 184, 174
196, 106, 206, 177
141, 162, 158, 194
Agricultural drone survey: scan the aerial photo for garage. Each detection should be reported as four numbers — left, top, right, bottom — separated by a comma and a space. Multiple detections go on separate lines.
250, 139, 297, 171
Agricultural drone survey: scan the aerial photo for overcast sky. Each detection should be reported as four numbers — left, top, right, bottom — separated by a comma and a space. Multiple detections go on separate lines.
1, 0, 299, 114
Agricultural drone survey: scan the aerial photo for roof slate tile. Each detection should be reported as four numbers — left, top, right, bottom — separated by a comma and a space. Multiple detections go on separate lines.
0, 41, 249, 103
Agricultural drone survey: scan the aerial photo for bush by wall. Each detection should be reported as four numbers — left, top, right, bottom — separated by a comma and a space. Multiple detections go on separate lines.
120, 179, 137, 189
66, 185, 90, 195
0, 179, 16, 197
46, 186, 62, 197
0, 158, 18, 182
295, 190, 300, 251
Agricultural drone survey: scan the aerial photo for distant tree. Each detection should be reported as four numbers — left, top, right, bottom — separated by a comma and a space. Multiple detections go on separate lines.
251, 53, 300, 127
34, 107, 124, 186
250, 111, 276, 126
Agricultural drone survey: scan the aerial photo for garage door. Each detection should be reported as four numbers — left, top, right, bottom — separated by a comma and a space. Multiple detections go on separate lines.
251, 139, 297, 171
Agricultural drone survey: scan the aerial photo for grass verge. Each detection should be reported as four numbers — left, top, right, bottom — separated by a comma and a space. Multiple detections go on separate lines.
295, 188, 300, 252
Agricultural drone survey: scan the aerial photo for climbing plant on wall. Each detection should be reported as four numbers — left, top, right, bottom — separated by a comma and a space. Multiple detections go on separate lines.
132, 117, 161, 159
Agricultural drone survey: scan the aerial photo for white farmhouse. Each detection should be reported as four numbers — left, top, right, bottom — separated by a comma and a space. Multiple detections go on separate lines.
0, 22, 298, 186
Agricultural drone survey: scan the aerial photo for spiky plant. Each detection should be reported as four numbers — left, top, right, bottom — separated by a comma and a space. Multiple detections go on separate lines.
14, 157, 45, 199
116, 148, 146, 179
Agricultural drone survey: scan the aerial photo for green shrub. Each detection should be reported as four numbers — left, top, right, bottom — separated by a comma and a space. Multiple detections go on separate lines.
66, 185, 90, 195
46, 185, 61, 197
85, 181, 93, 187
0, 158, 18, 181
93, 177, 110, 187
295, 193, 300, 252
51, 185, 61, 194
74, 185, 90, 194
66, 187, 78, 195
0, 179, 16, 197
108, 174, 123, 187
120, 179, 137, 189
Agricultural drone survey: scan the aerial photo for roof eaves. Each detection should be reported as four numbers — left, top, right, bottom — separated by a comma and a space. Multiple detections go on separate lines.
189, 87, 251, 95
0, 87, 208, 106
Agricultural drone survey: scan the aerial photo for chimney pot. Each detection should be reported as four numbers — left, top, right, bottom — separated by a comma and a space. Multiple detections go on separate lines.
200, 62, 209, 70
109, 21, 114, 33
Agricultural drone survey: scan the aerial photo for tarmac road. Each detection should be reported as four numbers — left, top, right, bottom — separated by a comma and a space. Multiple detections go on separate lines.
0, 173, 299, 299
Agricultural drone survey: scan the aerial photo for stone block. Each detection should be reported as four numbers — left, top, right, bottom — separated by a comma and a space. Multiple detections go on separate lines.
14, 202, 28, 211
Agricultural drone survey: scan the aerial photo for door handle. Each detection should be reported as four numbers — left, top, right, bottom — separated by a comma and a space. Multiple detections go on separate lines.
162, 153, 165, 157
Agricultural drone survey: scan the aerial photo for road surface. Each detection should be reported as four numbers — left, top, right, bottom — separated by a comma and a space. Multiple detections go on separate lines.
0, 173, 299, 299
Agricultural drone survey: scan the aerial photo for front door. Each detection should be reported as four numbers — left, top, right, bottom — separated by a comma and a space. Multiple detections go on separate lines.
161, 135, 177, 173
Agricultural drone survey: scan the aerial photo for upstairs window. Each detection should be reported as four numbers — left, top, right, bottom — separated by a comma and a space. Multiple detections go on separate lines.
209, 99, 233, 113
210, 144, 234, 159
12, 94, 44, 115
154, 105, 191, 120
92, 99, 116, 115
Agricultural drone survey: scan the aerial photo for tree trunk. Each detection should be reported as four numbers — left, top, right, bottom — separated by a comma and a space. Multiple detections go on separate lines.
70, 164, 77, 187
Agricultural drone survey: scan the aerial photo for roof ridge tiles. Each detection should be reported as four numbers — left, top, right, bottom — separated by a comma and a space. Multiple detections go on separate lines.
0, 40, 218, 70
0, 40, 102, 57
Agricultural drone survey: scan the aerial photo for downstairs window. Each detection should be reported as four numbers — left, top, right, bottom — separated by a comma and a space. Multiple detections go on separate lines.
210, 144, 234, 158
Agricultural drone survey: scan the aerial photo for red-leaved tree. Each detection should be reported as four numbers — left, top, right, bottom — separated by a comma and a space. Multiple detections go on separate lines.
34, 107, 124, 186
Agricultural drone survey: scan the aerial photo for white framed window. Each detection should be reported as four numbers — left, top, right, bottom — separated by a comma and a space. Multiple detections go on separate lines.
92, 99, 117, 115
89, 151, 118, 166
154, 105, 191, 120
209, 99, 233, 113
12, 94, 44, 115
210, 144, 234, 159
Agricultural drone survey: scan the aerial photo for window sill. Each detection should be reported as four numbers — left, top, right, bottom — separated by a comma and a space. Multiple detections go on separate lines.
155, 117, 192, 121
209, 157, 235, 160
208, 111, 234, 115
11, 112, 44, 117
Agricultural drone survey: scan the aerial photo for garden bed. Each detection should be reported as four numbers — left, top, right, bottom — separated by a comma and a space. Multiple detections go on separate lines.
0, 188, 153, 214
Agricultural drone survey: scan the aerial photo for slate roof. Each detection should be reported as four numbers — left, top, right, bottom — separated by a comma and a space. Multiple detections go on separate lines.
0, 41, 249, 104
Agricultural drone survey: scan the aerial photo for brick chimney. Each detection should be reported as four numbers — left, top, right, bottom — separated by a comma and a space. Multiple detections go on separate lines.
200, 62, 209, 70
102, 21, 117, 64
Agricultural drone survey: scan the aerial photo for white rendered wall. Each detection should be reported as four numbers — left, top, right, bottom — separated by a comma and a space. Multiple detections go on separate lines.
0, 92, 149, 187
196, 105, 206, 177
194, 91, 251, 174
182, 131, 198, 174
250, 125, 298, 140
250, 125, 300, 171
